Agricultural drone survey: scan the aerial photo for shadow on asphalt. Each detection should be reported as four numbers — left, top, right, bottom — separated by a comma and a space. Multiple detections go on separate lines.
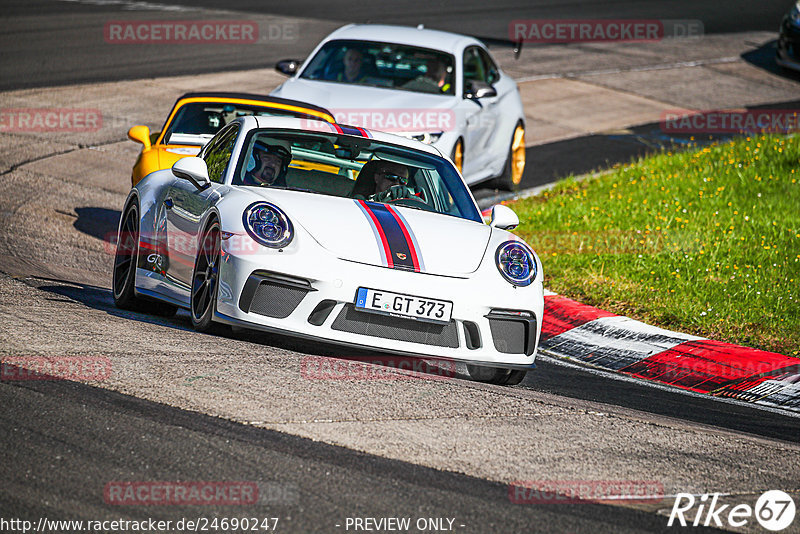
31, 278, 475, 383
0, 371, 688, 533
26, 277, 800, 444
519, 359, 800, 444
73, 207, 121, 243
741, 38, 800, 82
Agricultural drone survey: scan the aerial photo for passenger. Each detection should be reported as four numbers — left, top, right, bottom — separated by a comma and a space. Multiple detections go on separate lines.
403, 57, 451, 93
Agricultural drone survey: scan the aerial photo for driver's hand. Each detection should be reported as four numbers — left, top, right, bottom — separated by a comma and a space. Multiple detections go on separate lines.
369, 184, 412, 203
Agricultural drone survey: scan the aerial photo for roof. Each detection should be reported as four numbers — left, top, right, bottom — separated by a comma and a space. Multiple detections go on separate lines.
171, 92, 334, 120
321, 24, 481, 55
246, 115, 442, 157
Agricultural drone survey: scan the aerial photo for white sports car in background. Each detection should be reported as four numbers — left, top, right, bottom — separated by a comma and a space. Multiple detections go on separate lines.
271, 24, 527, 190
113, 116, 542, 385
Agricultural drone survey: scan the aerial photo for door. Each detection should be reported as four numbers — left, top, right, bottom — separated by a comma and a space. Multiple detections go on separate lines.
460, 46, 502, 179
165, 124, 238, 287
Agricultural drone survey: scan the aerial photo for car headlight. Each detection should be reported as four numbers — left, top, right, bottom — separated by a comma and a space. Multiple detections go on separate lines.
243, 202, 293, 248
495, 241, 537, 287
407, 132, 443, 144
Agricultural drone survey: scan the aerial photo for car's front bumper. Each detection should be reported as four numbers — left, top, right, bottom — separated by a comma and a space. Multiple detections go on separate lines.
214, 239, 543, 369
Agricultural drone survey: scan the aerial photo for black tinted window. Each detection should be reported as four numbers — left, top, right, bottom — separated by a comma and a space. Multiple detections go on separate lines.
204, 125, 238, 183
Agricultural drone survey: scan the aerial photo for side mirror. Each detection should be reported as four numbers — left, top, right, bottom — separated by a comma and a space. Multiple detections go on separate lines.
464, 80, 497, 100
275, 59, 300, 76
127, 125, 151, 150
172, 157, 211, 190
489, 204, 519, 230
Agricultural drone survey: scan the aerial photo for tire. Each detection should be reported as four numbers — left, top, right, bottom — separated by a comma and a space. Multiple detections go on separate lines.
492, 122, 526, 191
451, 138, 464, 174
112, 203, 140, 310
504, 369, 528, 386
191, 219, 222, 332
466, 364, 528, 386
112, 202, 177, 317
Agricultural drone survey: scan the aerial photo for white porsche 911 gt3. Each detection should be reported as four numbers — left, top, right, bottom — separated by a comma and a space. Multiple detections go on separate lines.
113, 116, 542, 384
271, 24, 527, 190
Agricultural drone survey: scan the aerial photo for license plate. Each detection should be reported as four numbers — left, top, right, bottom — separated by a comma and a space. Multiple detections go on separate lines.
355, 288, 453, 324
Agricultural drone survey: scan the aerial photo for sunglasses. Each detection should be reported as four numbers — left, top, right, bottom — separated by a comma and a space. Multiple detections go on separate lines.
380, 171, 408, 185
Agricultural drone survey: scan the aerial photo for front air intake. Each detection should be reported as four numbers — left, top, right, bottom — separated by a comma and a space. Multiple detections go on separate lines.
486, 309, 537, 355
239, 271, 314, 319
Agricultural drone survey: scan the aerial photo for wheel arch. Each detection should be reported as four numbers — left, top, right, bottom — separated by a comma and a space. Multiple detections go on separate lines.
119, 191, 140, 233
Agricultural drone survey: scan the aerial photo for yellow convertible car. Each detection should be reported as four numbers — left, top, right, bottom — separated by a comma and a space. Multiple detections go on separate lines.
128, 92, 335, 186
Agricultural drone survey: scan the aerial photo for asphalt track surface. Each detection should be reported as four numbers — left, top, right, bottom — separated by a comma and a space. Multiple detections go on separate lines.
2, 0, 797, 196
0, 0, 791, 91
2, 369, 723, 534
1, 2, 800, 533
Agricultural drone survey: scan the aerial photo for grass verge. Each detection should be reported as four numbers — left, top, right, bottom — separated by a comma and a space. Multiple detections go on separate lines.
511, 134, 799, 356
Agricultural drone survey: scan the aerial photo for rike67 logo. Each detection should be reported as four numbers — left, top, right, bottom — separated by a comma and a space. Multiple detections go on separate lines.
668, 490, 796, 531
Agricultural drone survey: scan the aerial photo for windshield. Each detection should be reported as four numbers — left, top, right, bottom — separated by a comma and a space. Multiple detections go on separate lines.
232, 129, 480, 222
300, 39, 456, 95
163, 102, 327, 145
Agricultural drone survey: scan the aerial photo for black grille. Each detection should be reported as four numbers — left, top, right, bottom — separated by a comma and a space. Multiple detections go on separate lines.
487, 310, 537, 355
489, 319, 526, 354
331, 305, 459, 348
248, 281, 308, 318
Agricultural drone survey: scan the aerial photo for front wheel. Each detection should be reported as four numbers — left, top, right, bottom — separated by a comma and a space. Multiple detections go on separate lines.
191, 220, 222, 332
112, 203, 141, 309
493, 123, 526, 191
451, 138, 464, 174
112, 202, 177, 317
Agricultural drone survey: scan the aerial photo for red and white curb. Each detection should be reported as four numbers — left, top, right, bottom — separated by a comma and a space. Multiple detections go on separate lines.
538, 294, 800, 413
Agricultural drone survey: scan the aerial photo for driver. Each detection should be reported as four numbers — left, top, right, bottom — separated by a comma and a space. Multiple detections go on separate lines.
363, 161, 416, 202
243, 140, 292, 187
337, 48, 367, 83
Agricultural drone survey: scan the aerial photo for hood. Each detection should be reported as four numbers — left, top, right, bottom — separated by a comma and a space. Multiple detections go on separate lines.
272, 79, 458, 134
251, 189, 489, 277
